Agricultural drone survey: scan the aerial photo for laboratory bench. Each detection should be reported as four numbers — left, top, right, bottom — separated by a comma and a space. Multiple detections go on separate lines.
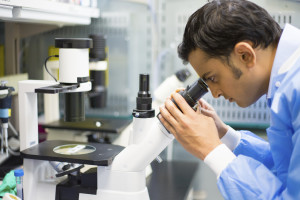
41, 117, 132, 143
42, 117, 132, 134
148, 161, 198, 200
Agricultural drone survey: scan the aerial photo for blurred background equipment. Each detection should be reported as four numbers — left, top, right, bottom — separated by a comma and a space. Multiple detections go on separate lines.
89, 34, 108, 109
0, 81, 19, 164
0, 81, 14, 157
45, 38, 93, 122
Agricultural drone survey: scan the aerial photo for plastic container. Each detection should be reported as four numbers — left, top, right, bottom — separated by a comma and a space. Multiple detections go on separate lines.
3, 193, 21, 200
14, 169, 24, 200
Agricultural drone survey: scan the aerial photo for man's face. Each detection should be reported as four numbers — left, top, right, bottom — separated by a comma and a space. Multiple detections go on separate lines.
188, 48, 263, 108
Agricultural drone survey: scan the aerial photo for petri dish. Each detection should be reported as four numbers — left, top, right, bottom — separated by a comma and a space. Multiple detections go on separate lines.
53, 144, 96, 155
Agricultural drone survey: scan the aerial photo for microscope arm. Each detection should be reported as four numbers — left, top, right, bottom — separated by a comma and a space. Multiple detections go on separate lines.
111, 119, 173, 172
19, 80, 58, 151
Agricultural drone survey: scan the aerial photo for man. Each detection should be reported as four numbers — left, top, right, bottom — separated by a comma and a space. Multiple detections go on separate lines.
159, 0, 300, 199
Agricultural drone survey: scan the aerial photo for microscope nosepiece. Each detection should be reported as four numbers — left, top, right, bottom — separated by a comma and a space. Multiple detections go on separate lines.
64, 92, 85, 122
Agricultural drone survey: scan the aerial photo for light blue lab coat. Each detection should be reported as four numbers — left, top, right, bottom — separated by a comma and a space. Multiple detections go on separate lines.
217, 24, 300, 199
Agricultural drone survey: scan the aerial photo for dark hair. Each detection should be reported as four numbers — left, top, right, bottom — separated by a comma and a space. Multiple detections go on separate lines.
178, 0, 282, 64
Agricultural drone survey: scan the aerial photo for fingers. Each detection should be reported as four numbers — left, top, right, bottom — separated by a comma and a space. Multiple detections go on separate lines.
200, 107, 215, 118
175, 87, 185, 93
164, 97, 184, 122
167, 88, 184, 100
158, 114, 176, 134
198, 99, 214, 111
159, 105, 178, 133
196, 99, 215, 118
196, 105, 202, 114
171, 93, 195, 115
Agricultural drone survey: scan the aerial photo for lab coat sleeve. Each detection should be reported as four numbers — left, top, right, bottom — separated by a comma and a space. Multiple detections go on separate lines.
233, 130, 274, 170
221, 126, 241, 151
204, 144, 236, 178
217, 133, 287, 200
204, 127, 274, 178
219, 126, 274, 170
217, 155, 286, 200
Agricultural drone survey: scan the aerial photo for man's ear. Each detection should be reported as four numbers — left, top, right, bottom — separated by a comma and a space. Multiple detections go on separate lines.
234, 42, 256, 68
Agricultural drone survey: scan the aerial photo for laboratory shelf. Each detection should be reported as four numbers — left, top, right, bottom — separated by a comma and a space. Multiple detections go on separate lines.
0, 5, 13, 19
0, 0, 99, 25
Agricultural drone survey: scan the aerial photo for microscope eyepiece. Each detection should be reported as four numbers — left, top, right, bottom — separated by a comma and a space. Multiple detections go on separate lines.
133, 74, 155, 118
159, 78, 208, 114
157, 78, 208, 133
175, 78, 208, 109
138, 74, 151, 98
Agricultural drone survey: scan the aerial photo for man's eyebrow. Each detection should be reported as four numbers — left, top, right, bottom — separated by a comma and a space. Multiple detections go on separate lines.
201, 72, 211, 80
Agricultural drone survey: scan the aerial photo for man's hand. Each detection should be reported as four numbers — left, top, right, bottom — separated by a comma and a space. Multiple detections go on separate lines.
174, 88, 228, 139
198, 99, 229, 138
159, 92, 222, 160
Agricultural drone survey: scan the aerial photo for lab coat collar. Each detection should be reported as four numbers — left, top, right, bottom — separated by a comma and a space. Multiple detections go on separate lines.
267, 24, 300, 106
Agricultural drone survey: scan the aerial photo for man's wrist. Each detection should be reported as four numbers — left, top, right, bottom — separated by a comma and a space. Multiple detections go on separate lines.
204, 144, 236, 178
221, 126, 241, 151
201, 140, 222, 160
218, 123, 229, 138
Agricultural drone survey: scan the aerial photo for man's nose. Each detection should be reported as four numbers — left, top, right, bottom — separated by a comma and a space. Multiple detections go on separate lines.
210, 87, 222, 98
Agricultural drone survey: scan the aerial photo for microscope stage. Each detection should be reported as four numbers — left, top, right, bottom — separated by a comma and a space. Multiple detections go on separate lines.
21, 140, 124, 166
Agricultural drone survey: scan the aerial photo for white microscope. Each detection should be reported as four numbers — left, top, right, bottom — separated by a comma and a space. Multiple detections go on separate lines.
19, 38, 208, 200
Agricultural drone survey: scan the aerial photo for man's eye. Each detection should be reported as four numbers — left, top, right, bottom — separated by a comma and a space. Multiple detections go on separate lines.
207, 76, 215, 82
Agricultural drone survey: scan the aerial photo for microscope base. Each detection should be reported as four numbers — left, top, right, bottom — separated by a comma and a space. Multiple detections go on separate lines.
23, 159, 67, 200
79, 188, 150, 200
79, 166, 150, 200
